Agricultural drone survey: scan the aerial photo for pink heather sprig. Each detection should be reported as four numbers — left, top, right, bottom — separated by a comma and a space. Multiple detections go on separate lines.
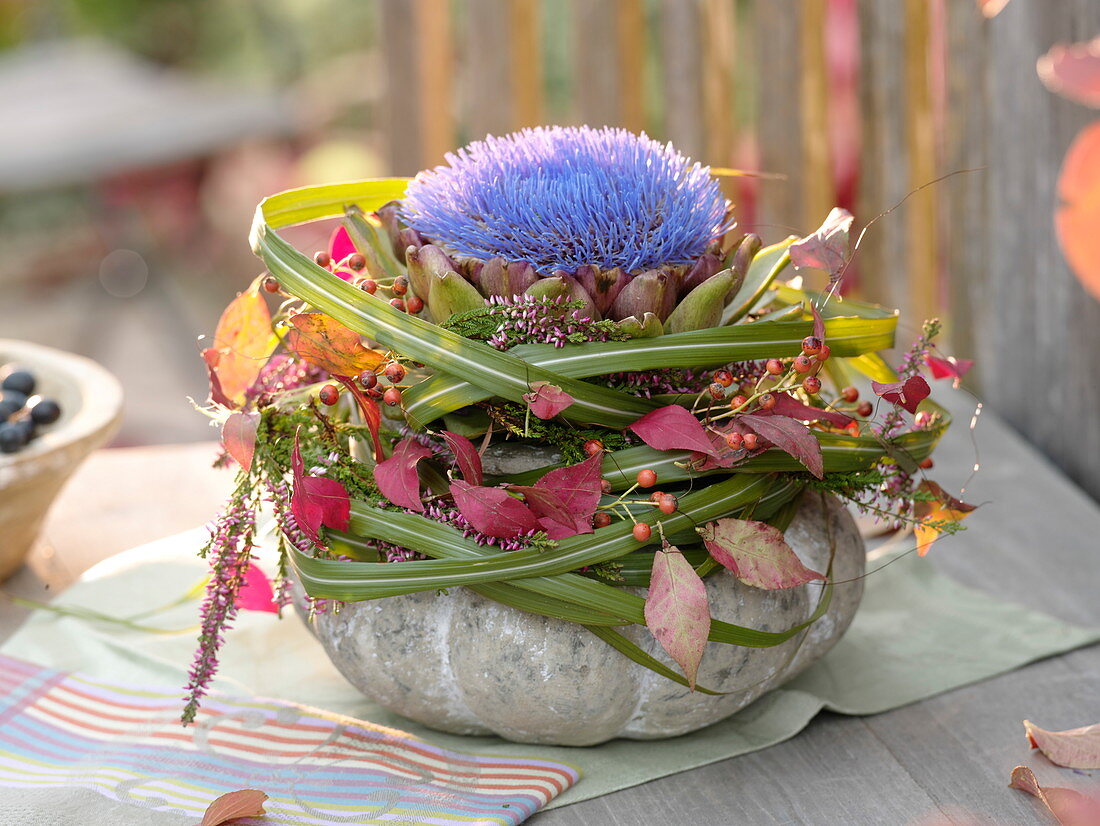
485, 295, 619, 350
182, 492, 257, 724
601, 361, 766, 399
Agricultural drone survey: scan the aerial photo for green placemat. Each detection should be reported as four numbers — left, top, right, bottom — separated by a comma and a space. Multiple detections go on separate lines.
3, 528, 1097, 811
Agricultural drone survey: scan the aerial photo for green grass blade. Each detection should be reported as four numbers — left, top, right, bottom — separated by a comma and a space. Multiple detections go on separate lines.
585, 625, 725, 695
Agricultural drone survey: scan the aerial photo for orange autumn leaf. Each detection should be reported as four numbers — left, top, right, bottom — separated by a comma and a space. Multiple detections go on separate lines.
200, 788, 269, 826
285, 313, 385, 377
1025, 720, 1100, 770
913, 480, 977, 556
1009, 766, 1100, 826
1056, 121, 1100, 303
976, 0, 1011, 19
204, 288, 278, 405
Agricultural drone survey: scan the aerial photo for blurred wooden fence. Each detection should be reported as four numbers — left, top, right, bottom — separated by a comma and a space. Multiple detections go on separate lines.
376, 0, 1100, 500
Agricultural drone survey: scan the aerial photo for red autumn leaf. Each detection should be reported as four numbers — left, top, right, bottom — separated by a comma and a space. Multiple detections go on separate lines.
1038, 38, 1100, 109
202, 348, 234, 408
374, 437, 433, 512
450, 480, 540, 539
522, 381, 575, 420
767, 392, 852, 428
645, 542, 711, 690
925, 354, 974, 389
290, 432, 351, 544
237, 563, 277, 613
699, 518, 824, 590
200, 788, 269, 826
1056, 122, 1100, 303
285, 313, 385, 377
790, 207, 854, 284
808, 300, 826, 342
330, 225, 357, 263
1009, 766, 1100, 826
334, 376, 385, 463
510, 453, 604, 539
221, 411, 259, 471
204, 289, 278, 406
1025, 721, 1100, 770
442, 430, 484, 486
508, 485, 581, 540
913, 480, 978, 556
872, 375, 931, 414
738, 413, 824, 478
628, 405, 718, 457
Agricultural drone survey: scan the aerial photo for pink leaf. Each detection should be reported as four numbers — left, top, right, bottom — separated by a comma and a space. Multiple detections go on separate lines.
522, 381, 575, 420
509, 453, 605, 539
738, 413, 824, 478
1009, 765, 1100, 826
767, 392, 852, 428
644, 543, 711, 690
450, 480, 540, 538
700, 518, 824, 589
925, 354, 974, 389
1025, 721, 1100, 770
237, 564, 277, 613
374, 438, 433, 512
809, 300, 826, 342
221, 412, 258, 471
328, 226, 357, 280
1038, 38, 1100, 108
508, 486, 582, 540
790, 207, 854, 284
872, 376, 931, 414
977, 0, 1011, 19
200, 789, 269, 826
290, 432, 351, 544
201, 348, 235, 409
628, 405, 718, 457
441, 430, 483, 486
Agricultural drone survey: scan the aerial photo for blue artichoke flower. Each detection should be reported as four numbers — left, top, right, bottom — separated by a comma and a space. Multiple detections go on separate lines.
399, 126, 730, 276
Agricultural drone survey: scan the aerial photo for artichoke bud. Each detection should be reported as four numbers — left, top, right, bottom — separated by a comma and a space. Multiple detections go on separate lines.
506, 260, 539, 295
427, 270, 486, 321
617, 312, 664, 338
405, 243, 456, 301
664, 269, 736, 333
376, 201, 404, 258
608, 269, 678, 322
525, 276, 571, 302
725, 233, 762, 300
474, 257, 536, 298
575, 264, 628, 314
680, 253, 722, 295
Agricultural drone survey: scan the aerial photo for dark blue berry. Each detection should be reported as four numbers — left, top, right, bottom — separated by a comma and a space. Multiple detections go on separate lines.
12, 418, 34, 442
1, 369, 35, 396
0, 400, 19, 421
0, 422, 26, 453
30, 398, 61, 425
1, 390, 28, 410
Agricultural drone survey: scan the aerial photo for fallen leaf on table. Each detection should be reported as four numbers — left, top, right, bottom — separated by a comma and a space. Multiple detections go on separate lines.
1009, 766, 1100, 826
1025, 720, 1100, 769
285, 312, 385, 377
200, 789, 269, 826
699, 518, 825, 590
645, 542, 711, 690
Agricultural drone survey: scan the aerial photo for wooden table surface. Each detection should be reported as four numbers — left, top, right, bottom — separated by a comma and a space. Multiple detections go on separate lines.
2, 398, 1098, 825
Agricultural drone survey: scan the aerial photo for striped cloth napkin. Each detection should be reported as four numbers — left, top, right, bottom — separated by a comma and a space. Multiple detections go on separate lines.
0, 654, 579, 825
